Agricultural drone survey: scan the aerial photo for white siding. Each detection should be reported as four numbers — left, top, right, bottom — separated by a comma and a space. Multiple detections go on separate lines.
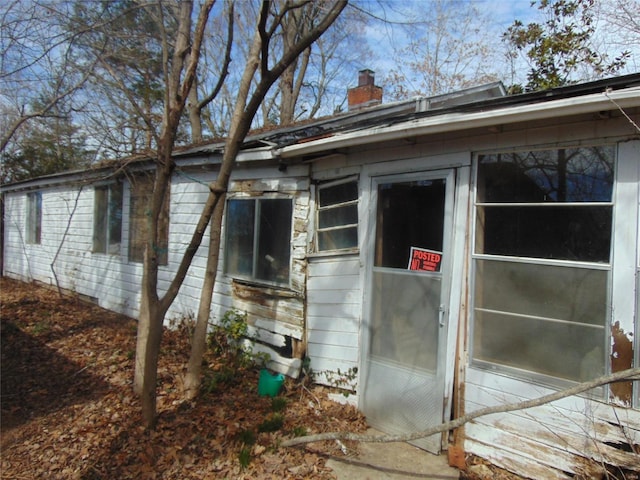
306, 255, 361, 390
464, 367, 640, 479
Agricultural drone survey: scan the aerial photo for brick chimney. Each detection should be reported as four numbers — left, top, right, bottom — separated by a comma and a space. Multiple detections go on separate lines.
347, 69, 382, 111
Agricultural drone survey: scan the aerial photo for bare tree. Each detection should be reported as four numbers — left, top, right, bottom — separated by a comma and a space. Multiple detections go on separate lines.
0, 0, 95, 156
380, 0, 500, 100
597, 0, 640, 73
272, 1, 371, 123
115, 0, 348, 426
185, 1, 234, 143
131, 0, 214, 428
183, 0, 348, 401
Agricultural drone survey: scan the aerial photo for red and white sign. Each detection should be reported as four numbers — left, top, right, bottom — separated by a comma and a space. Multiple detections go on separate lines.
407, 247, 442, 272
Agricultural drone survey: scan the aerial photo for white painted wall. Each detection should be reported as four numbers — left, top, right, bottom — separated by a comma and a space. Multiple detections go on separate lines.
306, 255, 361, 390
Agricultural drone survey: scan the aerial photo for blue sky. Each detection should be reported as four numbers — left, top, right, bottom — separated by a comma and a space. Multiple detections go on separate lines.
354, 0, 638, 93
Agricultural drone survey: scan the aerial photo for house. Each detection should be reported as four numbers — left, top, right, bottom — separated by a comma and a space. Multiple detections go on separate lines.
2, 71, 640, 478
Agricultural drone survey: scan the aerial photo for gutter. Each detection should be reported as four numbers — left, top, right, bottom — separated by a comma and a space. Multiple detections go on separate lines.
277, 87, 640, 160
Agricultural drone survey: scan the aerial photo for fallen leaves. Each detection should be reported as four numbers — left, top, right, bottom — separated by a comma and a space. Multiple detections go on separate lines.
0, 277, 367, 479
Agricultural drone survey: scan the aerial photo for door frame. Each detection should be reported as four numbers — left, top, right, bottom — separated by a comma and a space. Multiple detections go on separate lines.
359, 167, 463, 451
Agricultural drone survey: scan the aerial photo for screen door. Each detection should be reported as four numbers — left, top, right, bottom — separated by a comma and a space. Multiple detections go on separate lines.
362, 170, 454, 453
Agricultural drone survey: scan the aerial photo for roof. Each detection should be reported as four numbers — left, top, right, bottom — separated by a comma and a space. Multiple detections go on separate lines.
2, 73, 639, 192
277, 73, 640, 160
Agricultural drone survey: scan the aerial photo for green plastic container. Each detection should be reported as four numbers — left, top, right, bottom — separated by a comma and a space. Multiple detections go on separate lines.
258, 369, 284, 397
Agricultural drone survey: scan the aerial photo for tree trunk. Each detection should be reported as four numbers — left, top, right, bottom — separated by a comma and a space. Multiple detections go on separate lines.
138, 286, 166, 428
187, 77, 203, 143
279, 62, 296, 124
133, 159, 173, 427
184, 192, 226, 399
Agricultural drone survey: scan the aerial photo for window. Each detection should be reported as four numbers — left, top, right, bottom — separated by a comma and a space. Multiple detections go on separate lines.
93, 183, 123, 254
224, 197, 292, 285
316, 179, 358, 252
128, 176, 169, 264
472, 146, 614, 385
26, 191, 42, 244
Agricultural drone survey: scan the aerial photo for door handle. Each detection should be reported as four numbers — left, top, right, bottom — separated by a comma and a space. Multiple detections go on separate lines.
439, 304, 446, 327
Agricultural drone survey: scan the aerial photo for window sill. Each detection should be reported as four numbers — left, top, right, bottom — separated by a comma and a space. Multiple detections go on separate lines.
307, 249, 359, 259
231, 278, 301, 299
469, 360, 605, 401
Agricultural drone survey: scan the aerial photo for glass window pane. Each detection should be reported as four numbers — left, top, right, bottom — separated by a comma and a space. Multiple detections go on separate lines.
476, 205, 612, 262
375, 180, 445, 268
473, 310, 605, 382
317, 180, 359, 252
26, 192, 42, 244
318, 227, 358, 251
473, 259, 607, 381
474, 259, 608, 324
319, 204, 358, 229
93, 187, 108, 253
477, 146, 614, 203
108, 183, 123, 253
225, 199, 255, 277
256, 199, 292, 283
319, 181, 358, 206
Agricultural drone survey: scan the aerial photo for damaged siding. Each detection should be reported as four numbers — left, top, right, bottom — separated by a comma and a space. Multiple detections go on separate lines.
210, 169, 310, 377
464, 369, 640, 479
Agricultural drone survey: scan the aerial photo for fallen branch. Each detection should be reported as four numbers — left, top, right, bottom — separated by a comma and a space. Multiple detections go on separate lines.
281, 367, 640, 447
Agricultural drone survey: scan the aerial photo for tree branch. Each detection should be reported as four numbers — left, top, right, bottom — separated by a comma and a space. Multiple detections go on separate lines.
281, 368, 640, 448
197, 1, 234, 111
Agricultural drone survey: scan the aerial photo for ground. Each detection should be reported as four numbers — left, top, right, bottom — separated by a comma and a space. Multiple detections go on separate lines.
0, 277, 369, 479
1, 277, 538, 480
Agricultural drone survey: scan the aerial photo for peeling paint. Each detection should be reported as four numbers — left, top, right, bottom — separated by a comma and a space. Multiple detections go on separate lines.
610, 321, 633, 405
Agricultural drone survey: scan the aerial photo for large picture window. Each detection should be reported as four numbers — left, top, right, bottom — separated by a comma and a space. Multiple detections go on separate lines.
224, 197, 292, 286
93, 183, 123, 254
26, 191, 42, 244
316, 179, 358, 252
472, 146, 614, 385
128, 176, 169, 264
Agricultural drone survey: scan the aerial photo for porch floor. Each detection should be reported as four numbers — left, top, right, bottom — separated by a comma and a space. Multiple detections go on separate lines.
326, 429, 460, 479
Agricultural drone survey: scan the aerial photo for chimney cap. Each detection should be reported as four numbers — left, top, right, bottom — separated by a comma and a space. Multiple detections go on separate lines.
358, 69, 376, 87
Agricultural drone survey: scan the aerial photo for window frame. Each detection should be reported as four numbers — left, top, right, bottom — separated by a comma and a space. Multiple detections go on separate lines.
315, 177, 359, 253
93, 182, 123, 255
223, 195, 293, 288
26, 191, 42, 245
469, 145, 616, 393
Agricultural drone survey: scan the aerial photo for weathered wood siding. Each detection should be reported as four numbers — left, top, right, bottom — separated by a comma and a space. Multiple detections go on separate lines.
464, 367, 640, 479
206, 165, 311, 376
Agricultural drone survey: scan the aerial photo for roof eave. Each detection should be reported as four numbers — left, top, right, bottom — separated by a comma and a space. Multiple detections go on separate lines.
278, 86, 640, 160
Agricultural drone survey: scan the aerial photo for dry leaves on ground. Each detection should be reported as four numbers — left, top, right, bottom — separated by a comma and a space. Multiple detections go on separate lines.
1, 277, 367, 479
